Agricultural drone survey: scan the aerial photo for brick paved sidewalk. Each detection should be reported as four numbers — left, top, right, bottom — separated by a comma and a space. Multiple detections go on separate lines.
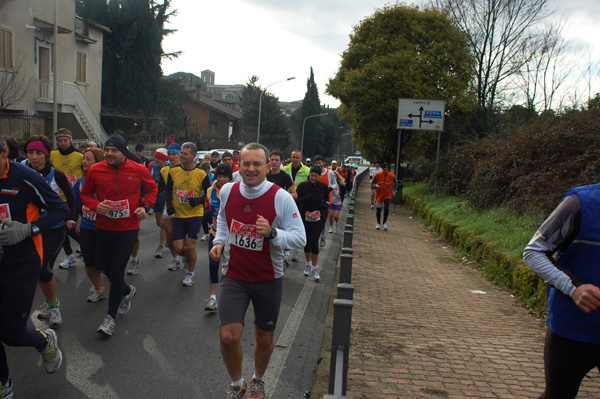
329, 179, 600, 398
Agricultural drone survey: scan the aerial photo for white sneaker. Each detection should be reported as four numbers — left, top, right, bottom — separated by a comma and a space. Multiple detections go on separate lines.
320, 235, 326, 248
292, 251, 300, 262
200, 233, 210, 242
283, 250, 290, 267
335, 222, 339, 232
371, 204, 374, 209
204, 297, 217, 311
97, 315, 115, 336
48, 306, 63, 326
376, 224, 381, 230
329, 227, 334, 234
126, 258, 139, 275
168, 258, 180, 271
383, 223, 388, 230
40, 329, 63, 373
38, 301, 62, 326
87, 288, 105, 303
117, 285, 136, 316
311, 266, 320, 281
58, 254, 76, 269
155, 246, 163, 258
303, 264, 312, 276
182, 272, 195, 287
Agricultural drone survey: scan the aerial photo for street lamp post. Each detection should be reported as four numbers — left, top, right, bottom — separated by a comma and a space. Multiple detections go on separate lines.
301, 113, 328, 156
257, 77, 295, 143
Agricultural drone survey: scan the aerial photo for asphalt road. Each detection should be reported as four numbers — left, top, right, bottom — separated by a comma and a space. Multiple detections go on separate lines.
6, 204, 347, 398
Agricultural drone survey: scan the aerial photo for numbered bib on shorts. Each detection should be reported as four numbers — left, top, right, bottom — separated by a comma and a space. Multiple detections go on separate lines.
66, 174, 77, 188
0, 203, 12, 228
82, 205, 97, 221
106, 199, 130, 219
176, 190, 194, 204
229, 218, 263, 251
375, 200, 383, 209
305, 210, 321, 222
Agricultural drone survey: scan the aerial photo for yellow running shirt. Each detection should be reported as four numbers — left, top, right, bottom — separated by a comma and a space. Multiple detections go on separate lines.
167, 166, 208, 218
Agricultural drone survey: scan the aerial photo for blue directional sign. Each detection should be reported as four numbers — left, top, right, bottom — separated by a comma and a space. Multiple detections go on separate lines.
397, 99, 446, 131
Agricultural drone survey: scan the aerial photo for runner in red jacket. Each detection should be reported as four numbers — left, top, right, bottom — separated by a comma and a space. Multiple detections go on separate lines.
80, 132, 157, 336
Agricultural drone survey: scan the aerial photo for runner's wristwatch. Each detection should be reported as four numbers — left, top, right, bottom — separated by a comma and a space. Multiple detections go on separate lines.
31, 224, 41, 236
269, 228, 277, 239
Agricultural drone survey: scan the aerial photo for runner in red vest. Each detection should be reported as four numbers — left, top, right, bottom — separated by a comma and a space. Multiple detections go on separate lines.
209, 142, 306, 398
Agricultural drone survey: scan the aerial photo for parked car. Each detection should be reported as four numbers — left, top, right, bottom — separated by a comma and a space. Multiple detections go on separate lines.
344, 156, 362, 166
194, 149, 235, 164
194, 151, 210, 164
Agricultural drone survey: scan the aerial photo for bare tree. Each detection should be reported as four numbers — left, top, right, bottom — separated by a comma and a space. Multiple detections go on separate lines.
433, 0, 553, 110
0, 52, 32, 111
515, 22, 571, 112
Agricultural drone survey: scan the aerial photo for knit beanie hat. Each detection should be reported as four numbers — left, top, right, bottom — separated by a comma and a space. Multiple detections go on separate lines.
105, 133, 129, 155
168, 143, 181, 154
154, 148, 168, 162
215, 163, 233, 180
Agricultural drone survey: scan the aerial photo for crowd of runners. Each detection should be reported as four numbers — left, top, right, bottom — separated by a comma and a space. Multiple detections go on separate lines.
0, 129, 361, 399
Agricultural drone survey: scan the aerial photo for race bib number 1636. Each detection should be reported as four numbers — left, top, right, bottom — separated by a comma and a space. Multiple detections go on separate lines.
229, 219, 263, 251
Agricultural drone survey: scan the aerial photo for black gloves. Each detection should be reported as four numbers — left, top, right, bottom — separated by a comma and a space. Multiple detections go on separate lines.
187, 196, 205, 208
166, 205, 175, 216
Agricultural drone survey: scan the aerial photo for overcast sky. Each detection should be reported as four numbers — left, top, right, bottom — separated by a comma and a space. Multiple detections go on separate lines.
161, 0, 600, 108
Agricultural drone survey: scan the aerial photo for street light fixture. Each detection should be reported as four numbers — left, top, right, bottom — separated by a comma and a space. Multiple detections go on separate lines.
300, 113, 328, 156
257, 77, 296, 143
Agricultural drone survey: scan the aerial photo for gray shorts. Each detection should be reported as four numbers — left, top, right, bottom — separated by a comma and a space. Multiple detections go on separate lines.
218, 276, 283, 331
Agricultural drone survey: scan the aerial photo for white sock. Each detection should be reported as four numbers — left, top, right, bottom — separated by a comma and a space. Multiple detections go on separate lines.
210, 294, 217, 300
252, 373, 264, 381
131, 256, 138, 262
175, 255, 181, 262
307, 261, 312, 267
231, 378, 244, 388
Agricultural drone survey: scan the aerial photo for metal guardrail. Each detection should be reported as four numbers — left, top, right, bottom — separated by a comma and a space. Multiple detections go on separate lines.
325, 167, 369, 399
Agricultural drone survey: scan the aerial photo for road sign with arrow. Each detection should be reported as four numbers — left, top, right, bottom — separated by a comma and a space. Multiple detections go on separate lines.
397, 98, 446, 131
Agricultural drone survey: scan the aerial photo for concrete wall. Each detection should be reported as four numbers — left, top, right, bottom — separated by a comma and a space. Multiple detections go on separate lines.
0, 0, 104, 133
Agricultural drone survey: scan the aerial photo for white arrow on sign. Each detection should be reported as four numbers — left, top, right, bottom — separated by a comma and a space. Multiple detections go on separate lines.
397, 98, 446, 131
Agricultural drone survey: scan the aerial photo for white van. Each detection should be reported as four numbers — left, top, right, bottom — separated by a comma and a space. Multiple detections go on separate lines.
344, 156, 362, 166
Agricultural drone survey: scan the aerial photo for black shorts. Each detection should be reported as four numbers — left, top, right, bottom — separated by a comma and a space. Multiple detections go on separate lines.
218, 276, 283, 331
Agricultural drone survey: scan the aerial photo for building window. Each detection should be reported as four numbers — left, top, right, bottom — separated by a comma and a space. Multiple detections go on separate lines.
76, 51, 87, 83
0, 27, 14, 71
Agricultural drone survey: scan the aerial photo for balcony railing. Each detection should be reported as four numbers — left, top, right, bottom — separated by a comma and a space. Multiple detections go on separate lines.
36, 79, 108, 144
75, 16, 89, 37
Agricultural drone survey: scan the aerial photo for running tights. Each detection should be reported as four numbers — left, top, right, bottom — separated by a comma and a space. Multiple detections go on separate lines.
304, 219, 326, 255
540, 329, 600, 399
0, 272, 48, 382
376, 199, 391, 224
39, 226, 66, 283
96, 229, 139, 319
62, 227, 80, 256
207, 234, 219, 284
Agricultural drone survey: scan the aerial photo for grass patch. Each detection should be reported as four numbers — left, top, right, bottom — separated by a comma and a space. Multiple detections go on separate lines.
403, 183, 544, 262
403, 182, 548, 315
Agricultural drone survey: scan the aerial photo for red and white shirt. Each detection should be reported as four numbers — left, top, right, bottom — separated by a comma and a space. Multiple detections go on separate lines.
214, 179, 306, 283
